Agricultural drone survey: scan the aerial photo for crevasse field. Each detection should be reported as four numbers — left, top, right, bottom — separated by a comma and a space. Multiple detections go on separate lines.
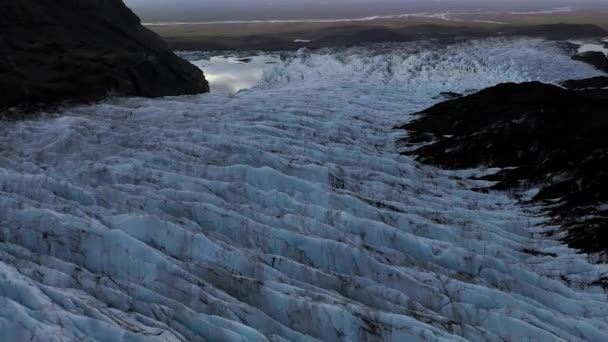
1, 38, 608, 341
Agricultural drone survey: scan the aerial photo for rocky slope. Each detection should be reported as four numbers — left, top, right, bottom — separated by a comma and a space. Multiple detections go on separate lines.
573, 51, 608, 73
400, 76, 608, 256
0, 0, 208, 112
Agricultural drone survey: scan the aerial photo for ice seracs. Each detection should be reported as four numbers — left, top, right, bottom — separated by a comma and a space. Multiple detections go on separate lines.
0, 38, 607, 341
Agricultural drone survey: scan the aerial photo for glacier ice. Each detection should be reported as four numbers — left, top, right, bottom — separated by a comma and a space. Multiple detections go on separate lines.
189, 55, 274, 94
0, 38, 607, 341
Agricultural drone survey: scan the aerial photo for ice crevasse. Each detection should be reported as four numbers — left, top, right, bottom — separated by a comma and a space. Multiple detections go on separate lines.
0, 38, 608, 341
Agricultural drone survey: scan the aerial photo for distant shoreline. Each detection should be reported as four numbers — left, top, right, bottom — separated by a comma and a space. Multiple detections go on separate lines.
143, 6, 577, 26
148, 15, 608, 52
145, 8, 608, 51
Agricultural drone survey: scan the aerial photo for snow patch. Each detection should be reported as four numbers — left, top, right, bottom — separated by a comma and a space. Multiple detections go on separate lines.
569, 40, 608, 56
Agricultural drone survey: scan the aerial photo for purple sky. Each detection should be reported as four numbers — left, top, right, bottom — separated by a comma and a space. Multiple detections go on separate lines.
123, 0, 608, 22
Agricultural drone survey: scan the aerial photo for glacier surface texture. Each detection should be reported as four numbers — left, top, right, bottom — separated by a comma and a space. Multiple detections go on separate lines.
1, 39, 608, 341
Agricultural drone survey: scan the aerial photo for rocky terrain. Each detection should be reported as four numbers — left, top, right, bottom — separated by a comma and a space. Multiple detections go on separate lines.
573, 51, 608, 73
401, 68, 608, 256
152, 22, 607, 51
0, 0, 209, 113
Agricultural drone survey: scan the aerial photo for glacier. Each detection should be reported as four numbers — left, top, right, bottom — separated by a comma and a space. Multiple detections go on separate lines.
1, 38, 608, 341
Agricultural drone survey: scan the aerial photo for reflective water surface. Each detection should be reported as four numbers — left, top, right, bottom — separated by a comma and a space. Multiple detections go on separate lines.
190, 55, 280, 94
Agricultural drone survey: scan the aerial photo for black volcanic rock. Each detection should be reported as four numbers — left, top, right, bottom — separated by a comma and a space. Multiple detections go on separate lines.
399, 80, 608, 255
0, 0, 209, 111
573, 51, 608, 73
439, 92, 463, 100
562, 76, 608, 91
561, 77, 608, 100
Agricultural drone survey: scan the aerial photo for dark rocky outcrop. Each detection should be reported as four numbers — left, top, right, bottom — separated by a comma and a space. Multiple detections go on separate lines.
562, 76, 608, 91
438, 92, 463, 100
563, 51, 608, 100
561, 76, 608, 101
572, 51, 608, 73
399, 80, 608, 256
0, 0, 209, 112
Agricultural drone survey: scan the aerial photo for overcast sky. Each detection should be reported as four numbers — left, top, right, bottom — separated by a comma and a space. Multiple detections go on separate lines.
123, 0, 608, 22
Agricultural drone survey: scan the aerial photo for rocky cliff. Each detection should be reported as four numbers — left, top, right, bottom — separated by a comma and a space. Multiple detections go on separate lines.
400, 76, 608, 256
0, 0, 209, 111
